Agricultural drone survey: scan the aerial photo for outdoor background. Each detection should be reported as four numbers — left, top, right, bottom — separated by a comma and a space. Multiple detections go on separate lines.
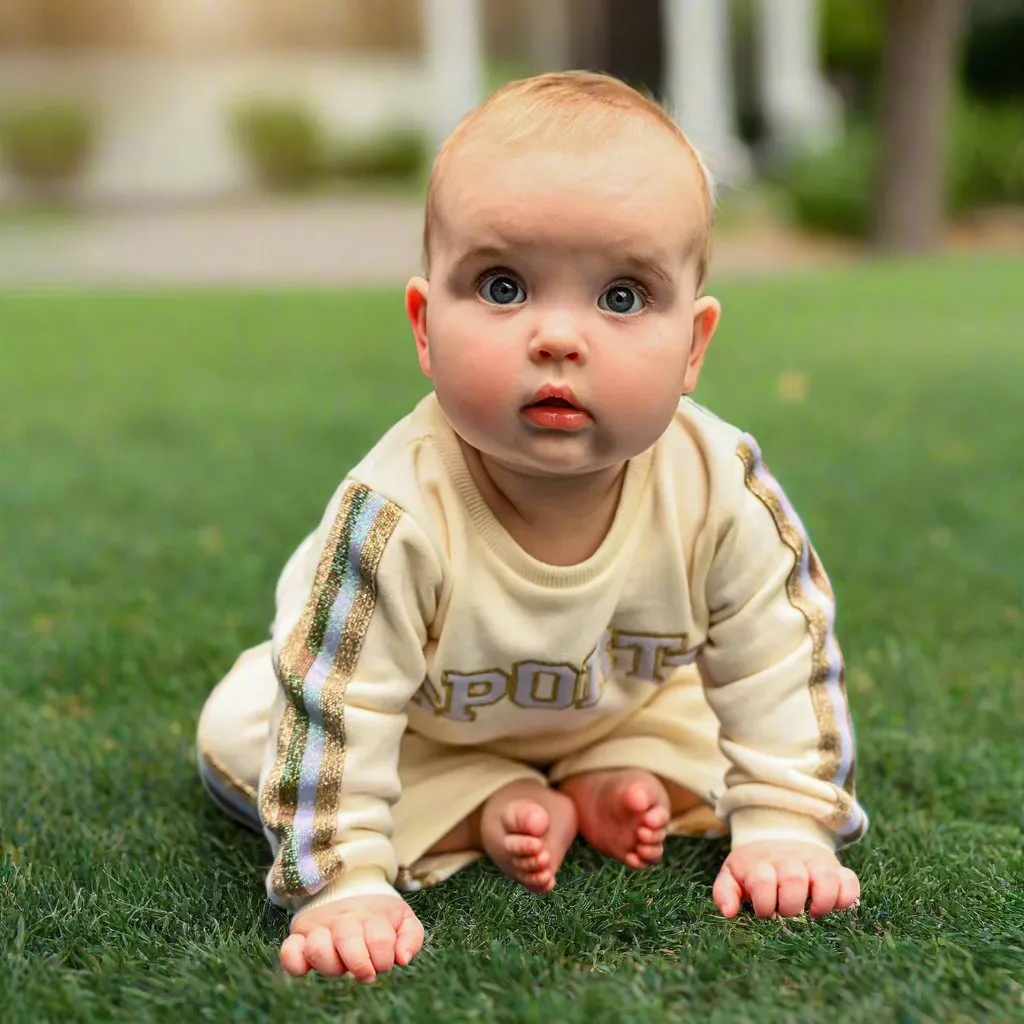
1, 2, 1022, 1022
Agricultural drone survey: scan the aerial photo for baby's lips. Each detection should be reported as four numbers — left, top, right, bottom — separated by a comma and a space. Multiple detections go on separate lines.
527, 384, 584, 409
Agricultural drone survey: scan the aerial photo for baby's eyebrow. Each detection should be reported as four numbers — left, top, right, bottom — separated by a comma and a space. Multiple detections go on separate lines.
449, 245, 513, 278
617, 253, 674, 288
445, 243, 682, 288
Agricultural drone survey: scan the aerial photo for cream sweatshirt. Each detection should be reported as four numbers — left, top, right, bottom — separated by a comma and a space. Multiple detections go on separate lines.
258, 394, 868, 914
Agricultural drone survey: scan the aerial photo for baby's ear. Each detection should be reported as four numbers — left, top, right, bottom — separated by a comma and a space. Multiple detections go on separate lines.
683, 296, 721, 394
405, 277, 431, 378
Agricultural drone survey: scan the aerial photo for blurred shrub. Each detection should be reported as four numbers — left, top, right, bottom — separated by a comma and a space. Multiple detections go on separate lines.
230, 99, 328, 190
821, 0, 1024, 110
332, 130, 428, 184
781, 124, 875, 238
947, 101, 1024, 211
0, 98, 97, 188
782, 100, 1024, 237
963, 3, 1024, 102
822, 0, 883, 82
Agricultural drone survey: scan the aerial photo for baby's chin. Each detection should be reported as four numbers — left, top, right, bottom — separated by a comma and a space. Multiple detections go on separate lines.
447, 410, 653, 479
477, 438, 635, 481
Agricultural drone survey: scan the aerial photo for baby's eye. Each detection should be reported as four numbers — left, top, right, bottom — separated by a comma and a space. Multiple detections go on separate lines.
598, 284, 646, 315
478, 273, 526, 306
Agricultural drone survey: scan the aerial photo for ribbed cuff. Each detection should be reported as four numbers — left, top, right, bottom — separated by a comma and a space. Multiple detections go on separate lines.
728, 808, 837, 853
291, 866, 400, 921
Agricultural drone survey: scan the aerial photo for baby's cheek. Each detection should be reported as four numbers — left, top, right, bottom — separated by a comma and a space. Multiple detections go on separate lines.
592, 349, 686, 438
595, 358, 673, 409
438, 348, 517, 430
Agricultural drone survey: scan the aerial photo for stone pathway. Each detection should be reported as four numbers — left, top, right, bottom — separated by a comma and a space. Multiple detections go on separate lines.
0, 195, 1019, 289
0, 196, 426, 289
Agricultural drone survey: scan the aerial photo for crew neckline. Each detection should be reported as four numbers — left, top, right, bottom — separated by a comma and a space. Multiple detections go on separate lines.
426, 395, 653, 587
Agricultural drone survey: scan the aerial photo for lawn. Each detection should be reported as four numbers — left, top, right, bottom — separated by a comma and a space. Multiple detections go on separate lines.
1, 256, 1022, 1023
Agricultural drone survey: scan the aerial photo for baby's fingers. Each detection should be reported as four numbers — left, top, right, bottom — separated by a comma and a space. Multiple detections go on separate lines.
363, 915, 398, 975
332, 917, 377, 982
775, 859, 811, 918
279, 933, 311, 977
713, 865, 744, 919
837, 867, 861, 911
304, 925, 345, 977
808, 868, 841, 919
395, 912, 425, 966
745, 862, 779, 918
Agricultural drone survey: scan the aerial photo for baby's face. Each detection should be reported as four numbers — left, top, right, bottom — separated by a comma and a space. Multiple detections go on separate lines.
413, 132, 713, 478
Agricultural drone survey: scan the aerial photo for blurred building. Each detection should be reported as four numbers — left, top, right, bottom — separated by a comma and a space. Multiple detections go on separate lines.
0, 0, 838, 203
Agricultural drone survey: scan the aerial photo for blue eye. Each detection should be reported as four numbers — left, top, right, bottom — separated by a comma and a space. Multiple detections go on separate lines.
599, 285, 646, 315
478, 274, 526, 306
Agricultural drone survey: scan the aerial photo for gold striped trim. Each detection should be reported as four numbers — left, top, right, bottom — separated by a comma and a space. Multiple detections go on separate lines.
261, 483, 402, 899
309, 496, 401, 886
200, 745, 258, 805
264, 484, 366, 897
737, 441, 847, 793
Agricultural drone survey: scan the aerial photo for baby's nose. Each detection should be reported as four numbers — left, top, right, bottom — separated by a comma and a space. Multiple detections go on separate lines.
528, 320, 586, 363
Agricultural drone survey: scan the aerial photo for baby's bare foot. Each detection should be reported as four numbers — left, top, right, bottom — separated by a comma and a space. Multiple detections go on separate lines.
479, 781, 578, 893
560, 768, 671, 870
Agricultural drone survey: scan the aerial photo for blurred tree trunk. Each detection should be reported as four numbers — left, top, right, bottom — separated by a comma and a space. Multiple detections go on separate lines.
604, 0, 664, 99
873, 0, 967, 252
526, 0, 572, 72
565, 0, 608, 70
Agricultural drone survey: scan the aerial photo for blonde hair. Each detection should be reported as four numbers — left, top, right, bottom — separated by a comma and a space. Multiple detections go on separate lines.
423, 70, 716, 286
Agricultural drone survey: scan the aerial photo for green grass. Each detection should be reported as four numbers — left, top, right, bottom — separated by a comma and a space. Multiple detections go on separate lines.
2, 256, 1023, 1023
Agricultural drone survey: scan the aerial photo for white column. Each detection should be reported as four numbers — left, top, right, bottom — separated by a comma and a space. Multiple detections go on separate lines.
757, 0, 841, 155
661, 0, 751, 187
422, 0, 485, 155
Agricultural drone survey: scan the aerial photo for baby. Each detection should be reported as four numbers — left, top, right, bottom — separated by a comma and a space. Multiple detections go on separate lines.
197, 71, 868, 983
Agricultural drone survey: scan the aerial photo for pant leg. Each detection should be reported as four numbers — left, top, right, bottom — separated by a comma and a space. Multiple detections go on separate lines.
548, 664, 731, 839
196, 640, 277, 833
196, 640, 546, 894
389, 731, 546, 891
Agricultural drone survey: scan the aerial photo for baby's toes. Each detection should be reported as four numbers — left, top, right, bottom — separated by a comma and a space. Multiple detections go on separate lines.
636, 823, 667, 845
526, 868, 555, 893
635, 841, 664, 865
503, 800, 549, 838
622, 781, 658, 814
513, 848, 551, 873
504, 833, 544, 858
640, 805, 671, 831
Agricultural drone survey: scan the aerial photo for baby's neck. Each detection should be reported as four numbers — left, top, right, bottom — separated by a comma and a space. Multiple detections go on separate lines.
460, 442, 626, 566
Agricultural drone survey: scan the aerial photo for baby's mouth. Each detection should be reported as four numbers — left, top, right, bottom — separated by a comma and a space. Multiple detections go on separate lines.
520, 387, 592, 430
523, 385, 586, 412
526, 396, 579, 410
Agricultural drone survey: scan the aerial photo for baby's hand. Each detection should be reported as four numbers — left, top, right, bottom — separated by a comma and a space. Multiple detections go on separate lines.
713, 840, 860, 920
279, 894, 424, 982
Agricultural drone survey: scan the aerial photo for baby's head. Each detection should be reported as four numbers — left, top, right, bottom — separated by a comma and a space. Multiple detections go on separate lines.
406, 71, 722, 479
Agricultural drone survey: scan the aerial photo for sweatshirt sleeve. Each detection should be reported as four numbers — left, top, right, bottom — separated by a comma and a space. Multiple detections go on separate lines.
258, 480, 442, 918
697, 433, 868, 852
